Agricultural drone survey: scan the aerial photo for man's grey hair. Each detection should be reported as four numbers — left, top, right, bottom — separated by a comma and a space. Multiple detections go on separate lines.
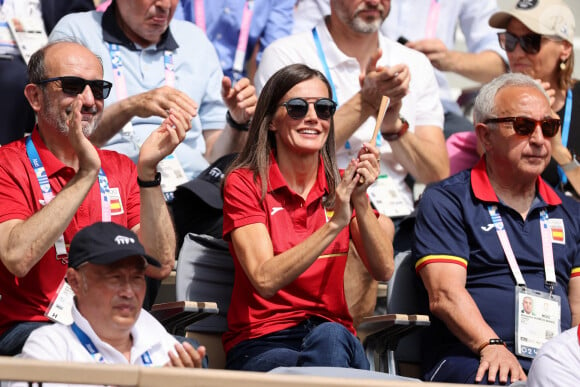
473, 73, 551, 125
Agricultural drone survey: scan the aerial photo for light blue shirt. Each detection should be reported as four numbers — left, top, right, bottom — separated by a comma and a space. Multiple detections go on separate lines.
175, 0, 294, 79
49, 9, 227, 179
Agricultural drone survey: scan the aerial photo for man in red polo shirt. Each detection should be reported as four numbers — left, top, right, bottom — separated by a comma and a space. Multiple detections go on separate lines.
0, 41, 190, 355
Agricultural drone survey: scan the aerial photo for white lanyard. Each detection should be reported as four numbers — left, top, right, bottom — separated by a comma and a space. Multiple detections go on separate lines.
108, 43, 175, 137
26, 136, 112, 263
487, 205, 556, 291
194, 0, 254, 80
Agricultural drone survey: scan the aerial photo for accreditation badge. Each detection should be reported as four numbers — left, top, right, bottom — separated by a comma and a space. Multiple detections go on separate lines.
8, 16, 47, 64
158, 153, 188, 202
368, 174, 413, 218
514, 286, 561, 358
45, 279, 74, 325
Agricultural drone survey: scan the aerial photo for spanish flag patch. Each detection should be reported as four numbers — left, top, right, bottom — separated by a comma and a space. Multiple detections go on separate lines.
548, 218, 565, 245
109, 187, 124, 216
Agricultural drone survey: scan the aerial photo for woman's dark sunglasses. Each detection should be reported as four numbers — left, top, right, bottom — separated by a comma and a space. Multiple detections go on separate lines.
280, 98, 337, 120
35, 76, 113, 99
484, 116, 561, 138
497, 32, 542, 54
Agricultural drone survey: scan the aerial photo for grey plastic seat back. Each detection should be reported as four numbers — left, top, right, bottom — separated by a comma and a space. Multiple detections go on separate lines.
176, 233, 234, 332
387, 250, 429, 363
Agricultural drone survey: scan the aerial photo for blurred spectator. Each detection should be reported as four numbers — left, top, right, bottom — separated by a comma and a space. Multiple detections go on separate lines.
491, 0, 579, 197
382, 0, 507, 138
49, 0, 256, 199
0, 0, 95, 145
174, 0, 294, 81
292, 0, 508, 138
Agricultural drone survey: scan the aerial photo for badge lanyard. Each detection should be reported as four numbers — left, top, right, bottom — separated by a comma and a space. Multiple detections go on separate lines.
557, 88, 573, 185
71, 323, 152, 365
26, 136, 112, 263
425, 0, 440, 39
194, 0, 254, 81
108, 43, 175, 138
108, 43, 187, 201
312, 27, 382, 150
487, 205, 556, 291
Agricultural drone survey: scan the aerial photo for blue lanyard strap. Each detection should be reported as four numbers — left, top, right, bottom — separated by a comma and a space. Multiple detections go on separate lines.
26, 136, 112, 223
312, 27, 337, 104
72, 322, 153, 365
72, 323, 105, 363
26, 136, 55, 203
312, 27, 382, 149
557, 88, 573, 185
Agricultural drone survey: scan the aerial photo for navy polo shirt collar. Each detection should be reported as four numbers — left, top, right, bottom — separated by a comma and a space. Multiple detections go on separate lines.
471, 157, 561, 206
101, 1, 179, 51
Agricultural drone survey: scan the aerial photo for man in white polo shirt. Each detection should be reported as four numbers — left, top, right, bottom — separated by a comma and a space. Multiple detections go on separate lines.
17, 222, 206, 370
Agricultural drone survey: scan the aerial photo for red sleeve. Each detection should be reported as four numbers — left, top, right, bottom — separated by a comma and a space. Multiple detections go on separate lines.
101, 150, 140, 230
222, 169, 267, 241
0, 145, 38, 223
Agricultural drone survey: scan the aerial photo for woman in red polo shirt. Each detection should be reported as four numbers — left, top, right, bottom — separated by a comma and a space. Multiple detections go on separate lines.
221, 63, 395, 372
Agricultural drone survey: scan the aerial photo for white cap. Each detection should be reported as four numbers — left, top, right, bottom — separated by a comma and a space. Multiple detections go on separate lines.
489, 0, 575, 44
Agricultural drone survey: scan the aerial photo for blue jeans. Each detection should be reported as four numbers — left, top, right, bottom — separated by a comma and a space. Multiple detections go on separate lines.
0, 321, 51, 355
226, 318, 369, 372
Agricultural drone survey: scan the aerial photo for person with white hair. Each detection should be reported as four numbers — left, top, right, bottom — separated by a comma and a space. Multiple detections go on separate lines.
414, 72, 580, 384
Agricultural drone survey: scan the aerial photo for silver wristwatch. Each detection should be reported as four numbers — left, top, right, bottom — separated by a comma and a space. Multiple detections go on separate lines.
562, 155, 580, 172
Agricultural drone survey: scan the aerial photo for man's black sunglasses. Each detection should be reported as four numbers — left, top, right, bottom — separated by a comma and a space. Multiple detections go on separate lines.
484, 116, 561, 138
280, 98, 337, 120
35, 76, 113, 99
497, 32, 543, 55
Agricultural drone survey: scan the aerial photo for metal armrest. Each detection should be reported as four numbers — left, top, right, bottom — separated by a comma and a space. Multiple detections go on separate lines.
358, 313, 430, 374
151, 301, 219, 335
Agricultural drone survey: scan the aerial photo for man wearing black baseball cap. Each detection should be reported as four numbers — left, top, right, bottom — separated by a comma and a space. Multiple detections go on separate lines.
17, 222, 206, 368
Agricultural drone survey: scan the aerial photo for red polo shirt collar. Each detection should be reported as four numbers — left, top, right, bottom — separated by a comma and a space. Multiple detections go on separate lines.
470, 157, 561, 206
31, 126, 104, 178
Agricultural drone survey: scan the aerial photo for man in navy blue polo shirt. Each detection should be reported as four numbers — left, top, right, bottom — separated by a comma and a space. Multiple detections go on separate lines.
413, 73, 580, 384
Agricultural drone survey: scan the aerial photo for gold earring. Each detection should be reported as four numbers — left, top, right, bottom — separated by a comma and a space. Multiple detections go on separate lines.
560, 61, 567, 71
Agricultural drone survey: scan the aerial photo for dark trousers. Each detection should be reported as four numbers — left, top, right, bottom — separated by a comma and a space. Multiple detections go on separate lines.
0, 321, 51, 356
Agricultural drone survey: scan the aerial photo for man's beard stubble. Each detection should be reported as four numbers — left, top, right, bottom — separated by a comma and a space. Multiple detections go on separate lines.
334, 0, 386, 34
43, 92, 102, 138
